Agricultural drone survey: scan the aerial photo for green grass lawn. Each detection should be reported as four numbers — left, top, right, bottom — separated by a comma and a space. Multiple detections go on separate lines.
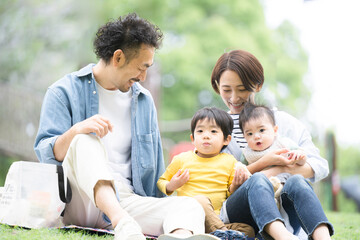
326, 211, 360, 239
0, 211, 359, 239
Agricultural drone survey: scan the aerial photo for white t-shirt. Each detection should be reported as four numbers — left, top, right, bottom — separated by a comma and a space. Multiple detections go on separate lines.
95, 81, 133, 190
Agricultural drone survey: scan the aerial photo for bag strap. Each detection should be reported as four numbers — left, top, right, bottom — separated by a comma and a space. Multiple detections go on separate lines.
56, 165, 72, 204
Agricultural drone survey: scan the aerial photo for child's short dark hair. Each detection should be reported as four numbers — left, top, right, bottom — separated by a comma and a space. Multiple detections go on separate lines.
239, 102, 275, 133
191, 107, 233, 140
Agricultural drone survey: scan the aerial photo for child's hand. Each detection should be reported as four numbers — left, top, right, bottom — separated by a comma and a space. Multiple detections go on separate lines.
166, 169, 190, 194
234, 162, 252, 178
229, 167, 251, 193
287, 150, 307, 165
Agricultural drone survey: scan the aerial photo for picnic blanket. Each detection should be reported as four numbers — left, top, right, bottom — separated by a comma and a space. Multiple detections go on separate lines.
60, 225, 157, 239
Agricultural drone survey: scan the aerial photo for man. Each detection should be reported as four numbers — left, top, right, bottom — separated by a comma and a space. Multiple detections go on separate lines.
34, 13, 219, 240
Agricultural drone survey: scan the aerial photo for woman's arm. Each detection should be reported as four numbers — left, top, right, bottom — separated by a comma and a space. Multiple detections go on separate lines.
262, 162, 314, 179
246, 148, 297, 174
246, 158, 269, 174
275, 111, 329, 182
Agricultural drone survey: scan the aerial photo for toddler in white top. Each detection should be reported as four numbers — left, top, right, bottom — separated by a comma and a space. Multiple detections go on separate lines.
239, 102, 307, 208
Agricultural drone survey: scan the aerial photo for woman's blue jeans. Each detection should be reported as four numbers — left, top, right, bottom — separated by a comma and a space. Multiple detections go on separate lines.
225, 172, 334, 239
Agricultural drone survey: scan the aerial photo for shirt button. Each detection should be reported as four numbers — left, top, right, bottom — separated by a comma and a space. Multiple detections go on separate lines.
88, 80, 91, 84
93, 91, 96, 95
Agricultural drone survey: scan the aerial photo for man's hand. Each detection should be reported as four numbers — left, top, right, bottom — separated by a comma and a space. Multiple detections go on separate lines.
73, 114, 113, 138
53, 114, 113, 161
166, 169, 190, 194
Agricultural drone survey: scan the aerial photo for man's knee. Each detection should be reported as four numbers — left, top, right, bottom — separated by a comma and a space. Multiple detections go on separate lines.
68, 133, 105, 160
176, 196, 205, 217
72, 133, 100, 147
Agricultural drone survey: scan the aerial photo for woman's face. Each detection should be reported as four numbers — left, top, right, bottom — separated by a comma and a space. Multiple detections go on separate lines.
218, 70, 261, 114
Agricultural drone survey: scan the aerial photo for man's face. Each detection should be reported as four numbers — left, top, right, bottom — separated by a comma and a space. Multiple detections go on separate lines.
112, 44, 155, 92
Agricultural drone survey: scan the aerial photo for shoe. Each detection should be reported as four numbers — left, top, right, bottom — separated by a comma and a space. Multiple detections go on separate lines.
210, 229, 247, 240
158, 233, 221, 240
114, 215, 146, 240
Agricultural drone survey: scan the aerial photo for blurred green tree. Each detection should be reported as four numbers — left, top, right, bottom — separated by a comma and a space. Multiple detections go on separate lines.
100, 0, 309, 120
0, 0, 308, 145
0, 0, 308, 114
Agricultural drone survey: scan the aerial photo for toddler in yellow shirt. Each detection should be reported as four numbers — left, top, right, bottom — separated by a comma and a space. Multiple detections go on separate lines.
157, 107, 253, 239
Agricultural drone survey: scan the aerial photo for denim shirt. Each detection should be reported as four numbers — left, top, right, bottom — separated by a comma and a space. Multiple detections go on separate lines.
224, 110, 329, 183
34, 64, 165, 197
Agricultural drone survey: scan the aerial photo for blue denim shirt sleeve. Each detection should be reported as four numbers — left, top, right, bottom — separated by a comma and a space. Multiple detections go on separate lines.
34, 88, 73, 165
34, 64, 98, 165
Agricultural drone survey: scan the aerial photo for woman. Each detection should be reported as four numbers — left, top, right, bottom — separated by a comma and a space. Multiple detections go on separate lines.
212, 50, 334, 240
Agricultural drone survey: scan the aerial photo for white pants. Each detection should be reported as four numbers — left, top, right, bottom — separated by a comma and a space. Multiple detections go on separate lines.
62, 134, 205, 236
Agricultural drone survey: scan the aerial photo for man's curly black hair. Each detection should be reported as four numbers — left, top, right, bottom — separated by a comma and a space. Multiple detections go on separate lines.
93, 13, 163, 64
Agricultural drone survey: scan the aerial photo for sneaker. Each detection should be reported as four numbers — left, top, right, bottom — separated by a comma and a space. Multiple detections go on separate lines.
158, 233, 221, 240
210, 229, 247, 240
114, 215, 146, 240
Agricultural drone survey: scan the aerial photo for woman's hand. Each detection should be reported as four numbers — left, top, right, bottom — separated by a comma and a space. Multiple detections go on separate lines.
287, 149, 307, 166
166, 169, 190, 194
263, 148, 298, 166
247, 148, 296, 174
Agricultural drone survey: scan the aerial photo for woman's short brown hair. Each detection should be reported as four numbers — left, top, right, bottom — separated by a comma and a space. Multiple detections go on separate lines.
211, 50, 264, 94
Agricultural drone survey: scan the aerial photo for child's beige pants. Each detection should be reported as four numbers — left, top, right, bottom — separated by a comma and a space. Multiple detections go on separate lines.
62, 134, 205, 236
194, 195, 255, 237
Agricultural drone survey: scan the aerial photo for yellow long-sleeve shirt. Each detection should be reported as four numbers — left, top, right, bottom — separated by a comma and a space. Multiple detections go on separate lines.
157, 151, 238, 214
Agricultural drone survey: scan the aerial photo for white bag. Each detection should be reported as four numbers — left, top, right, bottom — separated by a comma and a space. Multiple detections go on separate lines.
0, 161, 72, 228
